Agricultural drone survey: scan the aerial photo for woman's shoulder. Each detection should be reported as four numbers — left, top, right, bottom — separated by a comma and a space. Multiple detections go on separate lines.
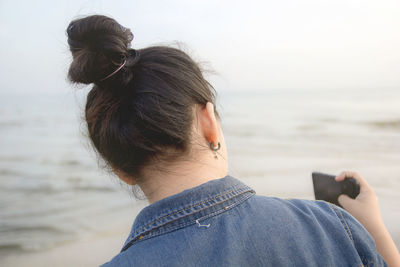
249, 194, 337, 214
249, 195, 381, 255
246, 195, 365, 239
246, 195, 385, 265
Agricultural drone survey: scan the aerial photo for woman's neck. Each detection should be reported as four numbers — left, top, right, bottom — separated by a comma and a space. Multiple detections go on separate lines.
138, 152, 228, 204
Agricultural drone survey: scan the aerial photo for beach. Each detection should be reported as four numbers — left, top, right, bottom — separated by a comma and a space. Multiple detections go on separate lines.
2, 218, 130, 267
1, 88, 399, 266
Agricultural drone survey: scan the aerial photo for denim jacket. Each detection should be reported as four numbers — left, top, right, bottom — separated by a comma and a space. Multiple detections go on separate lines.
101, 175, 387, 266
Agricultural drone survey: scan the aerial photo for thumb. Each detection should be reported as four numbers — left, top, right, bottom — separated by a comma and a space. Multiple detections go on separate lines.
338, 194, 354, 210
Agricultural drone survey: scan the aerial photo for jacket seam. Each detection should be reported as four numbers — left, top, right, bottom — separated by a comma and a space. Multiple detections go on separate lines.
133, 190, 250, 239
329, 204, 354, 243
196, 189, 254, 222
122, 190, 255, 251
133, 185, 249, 235
329, 205, 381, 266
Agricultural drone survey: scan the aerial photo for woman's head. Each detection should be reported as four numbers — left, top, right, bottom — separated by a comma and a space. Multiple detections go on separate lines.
66, 15, 226, 184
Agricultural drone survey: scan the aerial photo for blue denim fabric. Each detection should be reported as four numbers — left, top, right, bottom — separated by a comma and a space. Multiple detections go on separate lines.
101, 175, 387, 267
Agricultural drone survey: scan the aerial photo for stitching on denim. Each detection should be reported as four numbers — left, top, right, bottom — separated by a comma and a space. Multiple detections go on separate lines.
195, 219, 210, 228
329, 207, 379, 267
133, 186, 250, 235
196, 189, 254, 222
360, 257, 378, 267
152, 190, 253, 239
131, 191, 254, 245
137, 188, 236, 231
134, 189, 234, 234
123, 190, 255, 250
329, 204, 354, 243
122, 188, 254, 250
134, 188, 252, 237
360, 255, 379, 267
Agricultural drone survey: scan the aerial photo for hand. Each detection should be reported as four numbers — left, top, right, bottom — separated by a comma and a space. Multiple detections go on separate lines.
335, 171, 383, 233
336, 171, 400, 266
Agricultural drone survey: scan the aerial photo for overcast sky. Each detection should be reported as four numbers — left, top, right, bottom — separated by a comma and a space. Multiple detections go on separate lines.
0, 0, 399, 93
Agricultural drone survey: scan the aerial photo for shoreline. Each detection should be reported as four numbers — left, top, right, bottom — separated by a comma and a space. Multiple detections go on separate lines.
2, 219, 132, 267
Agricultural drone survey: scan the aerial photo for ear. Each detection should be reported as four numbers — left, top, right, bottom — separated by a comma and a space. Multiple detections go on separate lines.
198, 102, 219, 146
112, 166, 136, 185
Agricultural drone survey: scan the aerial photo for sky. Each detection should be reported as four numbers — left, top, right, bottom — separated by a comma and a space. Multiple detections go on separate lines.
0, 0, 399, 93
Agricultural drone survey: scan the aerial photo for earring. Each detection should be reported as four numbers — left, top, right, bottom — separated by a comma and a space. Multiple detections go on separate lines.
210, 141, 221, 159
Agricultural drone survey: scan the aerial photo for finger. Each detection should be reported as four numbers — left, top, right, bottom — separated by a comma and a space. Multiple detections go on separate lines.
335, 171, 372, 194
338, 194, 355, 210
335, 170, 360, 181
334, 171, 357, 181
335, 172, 346, 181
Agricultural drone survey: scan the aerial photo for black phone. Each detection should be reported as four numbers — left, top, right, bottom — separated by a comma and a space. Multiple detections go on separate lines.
312, 172, 360, 207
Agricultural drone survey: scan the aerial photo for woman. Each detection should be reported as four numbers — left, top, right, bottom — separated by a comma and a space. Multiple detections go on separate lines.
66, 15, 399, 266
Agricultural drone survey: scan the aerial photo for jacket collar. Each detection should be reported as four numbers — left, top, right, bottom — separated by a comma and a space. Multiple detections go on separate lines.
121, 175, 255, 252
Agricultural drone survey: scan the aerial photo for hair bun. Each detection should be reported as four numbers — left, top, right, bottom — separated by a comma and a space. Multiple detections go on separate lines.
67, 15, 133, 84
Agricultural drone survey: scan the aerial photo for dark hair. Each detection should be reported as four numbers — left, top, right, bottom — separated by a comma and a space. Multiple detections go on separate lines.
66, 15, 218, 180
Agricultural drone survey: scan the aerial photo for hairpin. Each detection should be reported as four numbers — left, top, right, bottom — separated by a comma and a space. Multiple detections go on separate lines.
100, 59, 127, 81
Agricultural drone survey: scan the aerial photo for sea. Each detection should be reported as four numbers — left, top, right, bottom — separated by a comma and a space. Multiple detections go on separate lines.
0, 87, 399, 259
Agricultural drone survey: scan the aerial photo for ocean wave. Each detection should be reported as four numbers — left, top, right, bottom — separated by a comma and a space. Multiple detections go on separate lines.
0, 224, 69, 234
59, 159, 82, 166
0, 156, 29, 162
0, 243, 25, 254
0, 120, 24, 128
0, 224, 76, 252
0, 168, 22, 177
368, 119, 400, 129
71, 185, 116, 192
